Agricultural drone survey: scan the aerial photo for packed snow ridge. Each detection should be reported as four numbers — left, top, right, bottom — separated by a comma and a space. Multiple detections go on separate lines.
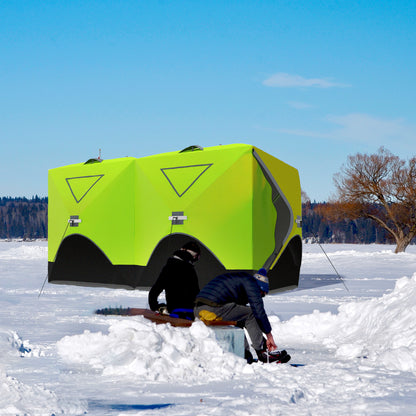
274, 274, 416, 372
2, 242, 416, 415
57, 274, 416, 381
0, 244, 47, 260
0, 367, 85, 416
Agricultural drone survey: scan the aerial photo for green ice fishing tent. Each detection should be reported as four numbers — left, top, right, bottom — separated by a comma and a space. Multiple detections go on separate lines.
48, 144, 302, 292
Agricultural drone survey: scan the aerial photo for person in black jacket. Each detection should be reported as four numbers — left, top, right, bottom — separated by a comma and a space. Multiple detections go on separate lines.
148, 241, 201, 320
194, 269, 290, 364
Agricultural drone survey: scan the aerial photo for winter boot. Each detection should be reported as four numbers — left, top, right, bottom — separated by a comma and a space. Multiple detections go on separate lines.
256, 349, 291, 364
245, 349, 255, 364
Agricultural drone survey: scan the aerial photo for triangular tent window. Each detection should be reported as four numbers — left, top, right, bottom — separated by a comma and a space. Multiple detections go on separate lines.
161, 164, 212, 197
66, 175, 104, 203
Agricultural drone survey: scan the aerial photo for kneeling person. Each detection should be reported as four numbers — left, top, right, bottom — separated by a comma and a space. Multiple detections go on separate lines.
194, 269, 290, 364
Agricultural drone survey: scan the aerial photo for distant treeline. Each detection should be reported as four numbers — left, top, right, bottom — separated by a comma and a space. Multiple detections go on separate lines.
302, 202, 394, 244
0, 197, 406, 244
0, 196, 48, 239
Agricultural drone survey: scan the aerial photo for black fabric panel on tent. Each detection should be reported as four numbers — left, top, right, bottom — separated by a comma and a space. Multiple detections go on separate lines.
48, 233, 301, 292
48, 234, 243, 290
48, 234, 142, 289
143, 234, 227, 289
268, 236, 302, 292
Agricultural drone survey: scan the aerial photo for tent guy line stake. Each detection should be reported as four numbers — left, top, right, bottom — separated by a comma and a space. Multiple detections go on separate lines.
313, 233, 350, 293
38, 221, 70, 299
38, 273, 48, 299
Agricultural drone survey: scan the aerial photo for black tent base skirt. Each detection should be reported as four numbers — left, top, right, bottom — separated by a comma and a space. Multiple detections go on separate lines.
48, 234, 301, 293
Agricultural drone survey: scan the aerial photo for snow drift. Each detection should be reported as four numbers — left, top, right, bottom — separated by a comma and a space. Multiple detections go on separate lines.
0, 328, 86, 415
0, 367, 86, 416
2, 242, 416, 416
274, 273, 416, 372
57, 319, 248, 383
57, 274, 416, 381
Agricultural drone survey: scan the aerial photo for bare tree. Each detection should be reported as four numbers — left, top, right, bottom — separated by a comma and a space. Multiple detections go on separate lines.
326, 147, 416, 253
301, 190, 310, 204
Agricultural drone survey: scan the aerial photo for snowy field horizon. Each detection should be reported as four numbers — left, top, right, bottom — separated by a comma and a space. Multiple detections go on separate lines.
1, 242, 416, 415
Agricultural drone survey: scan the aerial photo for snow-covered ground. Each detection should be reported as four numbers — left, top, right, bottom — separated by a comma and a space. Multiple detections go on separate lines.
1, 242, 416, 416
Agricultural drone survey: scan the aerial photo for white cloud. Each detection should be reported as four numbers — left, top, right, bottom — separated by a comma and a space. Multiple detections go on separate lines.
263, 72, 350, 88
326, 113, 410, 142
277, 113, 416, 148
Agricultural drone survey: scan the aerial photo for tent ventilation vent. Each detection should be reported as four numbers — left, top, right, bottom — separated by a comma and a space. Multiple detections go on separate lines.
84, 158, 103, 164
179, 145, 203, 153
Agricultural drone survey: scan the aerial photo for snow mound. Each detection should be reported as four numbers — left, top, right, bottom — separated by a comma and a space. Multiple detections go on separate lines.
0, 329, 42, 359
57, 273, 416, 383
57, 319, 247, 383
0, 245, 47, 260
9, 331, 45, 357
0, 330, 75, 415
275, 273, 416, 372
0, 368, 86, 416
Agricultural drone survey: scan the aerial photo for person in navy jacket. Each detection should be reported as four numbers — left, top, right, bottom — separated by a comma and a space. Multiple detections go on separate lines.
194, 269, 289, 363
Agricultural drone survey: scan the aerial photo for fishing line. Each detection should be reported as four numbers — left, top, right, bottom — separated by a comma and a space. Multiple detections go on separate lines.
167, 218, 175, 258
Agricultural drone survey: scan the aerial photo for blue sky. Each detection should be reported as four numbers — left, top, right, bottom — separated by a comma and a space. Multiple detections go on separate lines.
1, 0, 415, 201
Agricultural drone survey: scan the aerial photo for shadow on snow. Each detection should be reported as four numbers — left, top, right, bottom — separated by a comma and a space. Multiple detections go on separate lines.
89, 400, 173, 412
296, 274, 343, 291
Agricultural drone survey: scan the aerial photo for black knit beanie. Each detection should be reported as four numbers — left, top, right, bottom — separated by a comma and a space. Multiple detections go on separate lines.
182, 241, 201, 255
